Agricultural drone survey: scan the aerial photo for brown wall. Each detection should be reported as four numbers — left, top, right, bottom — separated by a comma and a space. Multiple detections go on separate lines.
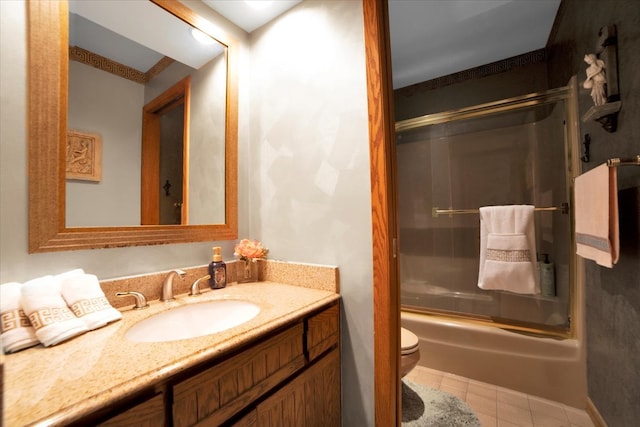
547, 1, 640, 425
394, 53, 549, 120
394, 1, 640, 423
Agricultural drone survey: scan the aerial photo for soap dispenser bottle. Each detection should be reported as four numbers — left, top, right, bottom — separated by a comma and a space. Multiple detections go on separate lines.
540, 253, 555, 297
208, 247, 227, 289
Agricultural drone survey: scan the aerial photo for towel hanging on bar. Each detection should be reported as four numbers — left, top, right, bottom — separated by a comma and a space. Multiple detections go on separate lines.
432, 203, 569, 218
574, 164, 619, 267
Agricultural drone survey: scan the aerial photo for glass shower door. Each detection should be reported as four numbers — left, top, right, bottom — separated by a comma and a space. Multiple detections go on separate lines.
397, 91, 573, 334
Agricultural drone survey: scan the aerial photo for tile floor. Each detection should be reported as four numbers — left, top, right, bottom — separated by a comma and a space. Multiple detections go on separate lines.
404, 365, 596, 427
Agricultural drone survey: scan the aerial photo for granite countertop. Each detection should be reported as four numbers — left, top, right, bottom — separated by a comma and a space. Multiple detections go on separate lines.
3, 281, 340, 427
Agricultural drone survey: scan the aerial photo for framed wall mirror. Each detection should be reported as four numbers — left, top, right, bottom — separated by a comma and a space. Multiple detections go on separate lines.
28, 0, 238, 252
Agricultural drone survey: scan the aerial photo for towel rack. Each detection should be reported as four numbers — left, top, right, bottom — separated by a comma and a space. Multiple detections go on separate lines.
432, 203, 569, 218
606, 155, 640, 167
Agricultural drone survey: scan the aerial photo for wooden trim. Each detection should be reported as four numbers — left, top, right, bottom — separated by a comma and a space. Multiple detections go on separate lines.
395, 48, 547, 97
181, 77, 191, 225
586, 397, 609, 427
28, 0, 239, 252
69, 45, 175, 84
28, 0, 69, 252
141, 76, 190, 225
69, 45, 147, 84
362, 0, 401, 425
146, 56, 175, 81
141, 112, 161, 225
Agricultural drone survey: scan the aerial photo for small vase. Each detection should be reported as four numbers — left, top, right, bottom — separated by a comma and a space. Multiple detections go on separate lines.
237, 258, 257, 283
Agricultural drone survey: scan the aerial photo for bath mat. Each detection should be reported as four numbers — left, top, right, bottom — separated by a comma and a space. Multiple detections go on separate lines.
402, 380, 480, 427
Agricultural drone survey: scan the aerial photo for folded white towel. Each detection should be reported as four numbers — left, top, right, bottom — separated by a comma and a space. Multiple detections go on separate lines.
52, 269, 86, 291
60, 274, 122, 330
21, 276, 89, 347
478, 205, 540, 294
1, 282, 40, 353
574, 164, 619, 267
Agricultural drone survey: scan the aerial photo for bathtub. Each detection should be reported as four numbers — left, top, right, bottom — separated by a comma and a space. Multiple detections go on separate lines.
401, 310, 587, 408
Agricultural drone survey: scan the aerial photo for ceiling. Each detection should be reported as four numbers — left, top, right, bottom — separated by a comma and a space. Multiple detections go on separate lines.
69, 0, 224, 72
387, 0, 561, 89
69, 0, 561, 90
202, 0, 560, 89
202, 0, 304, 33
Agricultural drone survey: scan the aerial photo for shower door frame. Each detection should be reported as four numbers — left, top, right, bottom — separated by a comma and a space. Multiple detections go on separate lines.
396, 78, 583, 340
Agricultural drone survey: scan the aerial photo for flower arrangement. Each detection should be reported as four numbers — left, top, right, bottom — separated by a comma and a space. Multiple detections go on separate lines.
234, 239, 269, 262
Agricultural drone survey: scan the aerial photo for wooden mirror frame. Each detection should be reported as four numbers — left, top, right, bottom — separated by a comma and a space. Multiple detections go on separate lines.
28, 0, 238, 252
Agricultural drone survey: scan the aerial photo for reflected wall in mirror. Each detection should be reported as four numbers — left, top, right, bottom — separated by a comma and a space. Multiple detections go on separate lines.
66, 0, 226, 227
28, 0, 238, 252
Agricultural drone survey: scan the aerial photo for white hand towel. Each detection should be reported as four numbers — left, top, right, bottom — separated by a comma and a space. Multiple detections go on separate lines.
478, 205, 540, 294
60, 274, 122, 330
1, 282, 40, 353
21, 276, 89, 347
53, 269, 86, 286
574, 164, 619, 267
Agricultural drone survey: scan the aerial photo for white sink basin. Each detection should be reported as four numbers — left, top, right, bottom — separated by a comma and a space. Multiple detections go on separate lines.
125, 300, 260, 343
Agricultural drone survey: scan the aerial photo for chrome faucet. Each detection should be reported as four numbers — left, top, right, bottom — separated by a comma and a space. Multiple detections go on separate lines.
115, 291, 148, 310
189, 274, 211, 296
162, 269, 186, 302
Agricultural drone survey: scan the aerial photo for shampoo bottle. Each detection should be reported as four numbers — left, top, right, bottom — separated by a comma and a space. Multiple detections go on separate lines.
540, 253, 555, 297
208, 247, 227, 289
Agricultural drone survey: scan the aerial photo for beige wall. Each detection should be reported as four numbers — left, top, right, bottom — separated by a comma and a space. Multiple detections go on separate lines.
67, 61, 143, 226
247, 1, 373, 423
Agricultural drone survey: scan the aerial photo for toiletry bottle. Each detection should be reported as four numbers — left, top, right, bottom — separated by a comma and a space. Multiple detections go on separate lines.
540, 253, 555, 297
208, 247, 227, 289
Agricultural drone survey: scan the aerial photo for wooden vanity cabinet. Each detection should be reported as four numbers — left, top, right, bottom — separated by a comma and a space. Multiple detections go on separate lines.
172, 302, 340, 427
69, 302, 339, 427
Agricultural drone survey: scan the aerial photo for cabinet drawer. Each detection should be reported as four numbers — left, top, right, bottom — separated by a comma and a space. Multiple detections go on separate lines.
173, 323, 305, 427
306, 303, 339, 361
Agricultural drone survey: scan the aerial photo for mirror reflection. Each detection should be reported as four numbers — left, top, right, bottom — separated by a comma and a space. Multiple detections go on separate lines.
66, 0, 227, 226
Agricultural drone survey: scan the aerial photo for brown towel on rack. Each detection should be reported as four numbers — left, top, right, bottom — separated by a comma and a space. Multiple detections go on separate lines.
574, 164, 619, 267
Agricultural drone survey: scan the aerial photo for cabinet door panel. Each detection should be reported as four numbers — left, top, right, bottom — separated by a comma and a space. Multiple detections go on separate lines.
256, 348, 340, 427
173, 323, 305, 427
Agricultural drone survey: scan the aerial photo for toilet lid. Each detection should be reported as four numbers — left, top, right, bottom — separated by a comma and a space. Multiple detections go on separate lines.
401, 327, 419, 355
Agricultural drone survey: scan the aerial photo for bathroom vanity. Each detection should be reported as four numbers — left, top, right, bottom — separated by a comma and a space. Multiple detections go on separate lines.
3, 281, 340, 426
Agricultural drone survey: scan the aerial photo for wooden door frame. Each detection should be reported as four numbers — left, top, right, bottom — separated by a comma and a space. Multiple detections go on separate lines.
141, 76, 191, 225
363, 0, 400, 425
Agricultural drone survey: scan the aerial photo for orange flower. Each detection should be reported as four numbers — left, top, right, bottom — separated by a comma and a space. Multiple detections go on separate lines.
234, 239, 269, 261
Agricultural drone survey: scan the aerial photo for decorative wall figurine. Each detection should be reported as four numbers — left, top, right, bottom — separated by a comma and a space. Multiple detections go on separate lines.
583, 53, 607, 106
580, 25, 621, 133
66, 130, 102, 181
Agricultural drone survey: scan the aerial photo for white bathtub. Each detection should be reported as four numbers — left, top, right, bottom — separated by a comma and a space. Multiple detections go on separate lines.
401, 310, 587, 408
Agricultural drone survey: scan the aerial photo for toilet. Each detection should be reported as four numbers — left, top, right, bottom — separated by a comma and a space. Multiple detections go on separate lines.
400, 327, 420, 377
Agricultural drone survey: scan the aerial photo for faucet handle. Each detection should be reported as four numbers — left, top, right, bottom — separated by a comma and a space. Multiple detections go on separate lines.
116, 291, 149, 310
190, 274, 211, 296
